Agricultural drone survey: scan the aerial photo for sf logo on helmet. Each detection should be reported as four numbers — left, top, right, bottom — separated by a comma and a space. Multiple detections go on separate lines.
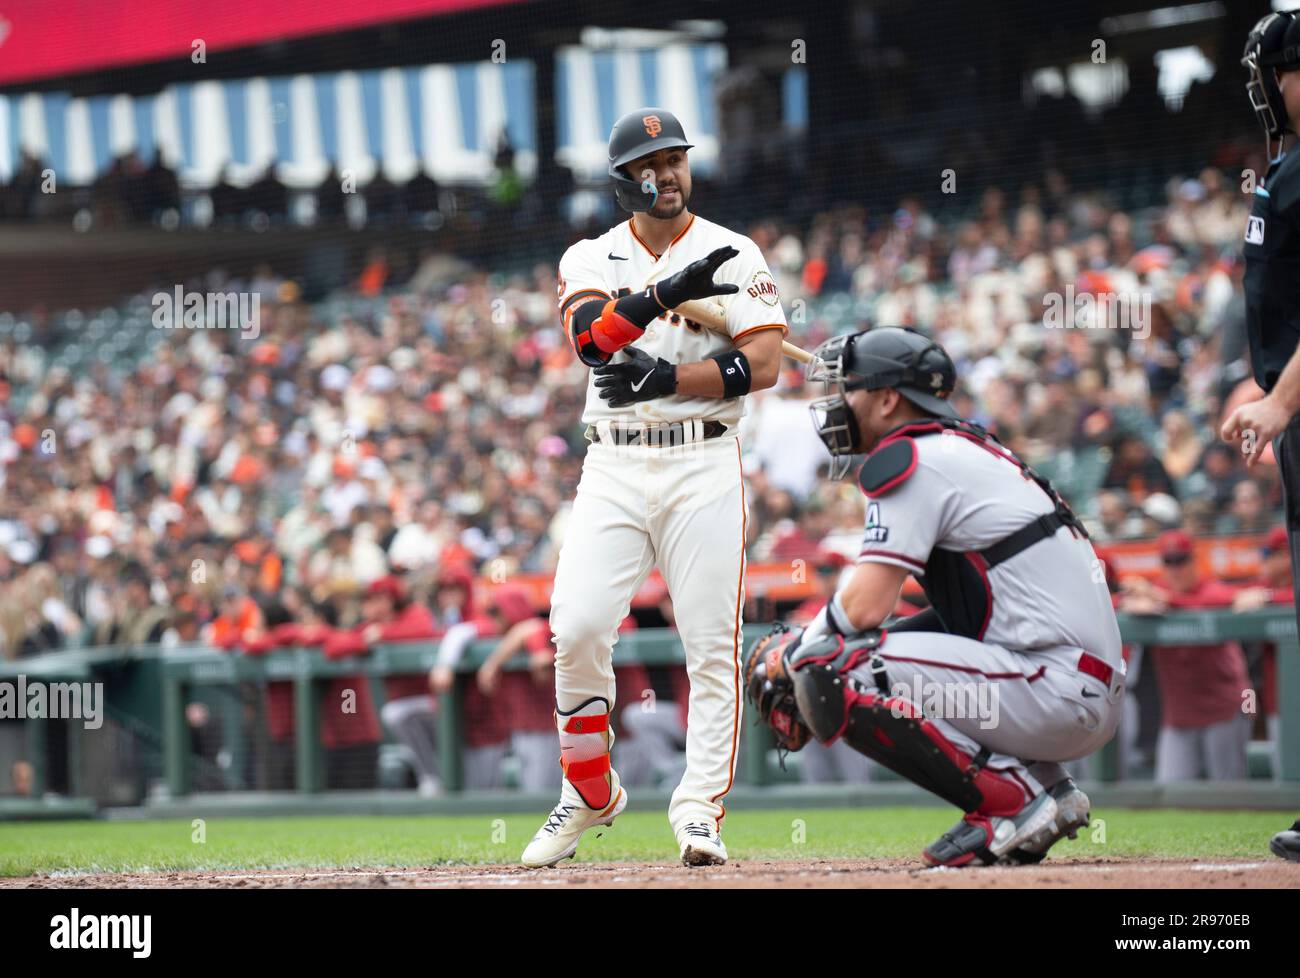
643, 115, 662, 138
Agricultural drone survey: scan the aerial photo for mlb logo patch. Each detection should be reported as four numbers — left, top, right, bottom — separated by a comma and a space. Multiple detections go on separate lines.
1246, 216, 1265, 245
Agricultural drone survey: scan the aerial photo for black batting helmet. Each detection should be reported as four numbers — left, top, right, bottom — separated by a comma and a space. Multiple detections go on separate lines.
1243, 11, 1300, 141
607, 108, 693, 213
807, 327, 958, 476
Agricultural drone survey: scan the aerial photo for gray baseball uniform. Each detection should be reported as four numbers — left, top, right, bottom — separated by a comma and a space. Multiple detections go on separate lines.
848, 424, 1126, 799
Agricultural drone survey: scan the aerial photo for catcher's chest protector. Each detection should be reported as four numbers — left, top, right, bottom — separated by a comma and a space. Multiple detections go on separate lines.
857, 418, 1087, 641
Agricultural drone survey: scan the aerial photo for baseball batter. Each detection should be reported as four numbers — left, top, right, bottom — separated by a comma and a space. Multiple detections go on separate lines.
745, 328, 1126, 866
521, 107, 788, 868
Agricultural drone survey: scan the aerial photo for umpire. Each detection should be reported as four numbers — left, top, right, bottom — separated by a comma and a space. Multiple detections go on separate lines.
1221, 10, 1300, 863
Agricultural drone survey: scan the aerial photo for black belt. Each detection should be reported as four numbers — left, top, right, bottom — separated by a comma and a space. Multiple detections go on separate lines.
586, 420, 728, 447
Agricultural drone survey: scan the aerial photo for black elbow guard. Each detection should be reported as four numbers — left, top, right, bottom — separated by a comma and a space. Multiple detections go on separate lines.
710, 349, 753, 397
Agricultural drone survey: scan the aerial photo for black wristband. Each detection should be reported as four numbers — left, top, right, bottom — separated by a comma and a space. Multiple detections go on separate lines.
710, 349, 753, 398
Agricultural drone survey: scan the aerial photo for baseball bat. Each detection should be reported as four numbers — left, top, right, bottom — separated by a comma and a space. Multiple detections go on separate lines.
668, 298, 816, 365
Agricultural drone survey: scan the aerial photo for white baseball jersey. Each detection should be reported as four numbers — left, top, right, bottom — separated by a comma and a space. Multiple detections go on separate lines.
557, 215, 788, 426
858, 430, 1123, 667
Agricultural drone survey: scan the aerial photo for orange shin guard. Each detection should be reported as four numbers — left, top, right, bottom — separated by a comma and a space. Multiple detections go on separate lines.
557, 697, 613, 810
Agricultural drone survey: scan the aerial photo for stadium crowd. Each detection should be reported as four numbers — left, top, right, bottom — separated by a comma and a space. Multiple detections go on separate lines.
0, 151, 1292, 787
0, 136, 539, 235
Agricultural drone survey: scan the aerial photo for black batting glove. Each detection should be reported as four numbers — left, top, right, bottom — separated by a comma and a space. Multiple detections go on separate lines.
593, 346, 678, 407
653, 246, 740, 309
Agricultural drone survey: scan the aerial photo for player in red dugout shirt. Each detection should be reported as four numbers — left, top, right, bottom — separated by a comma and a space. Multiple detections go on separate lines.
1119, 531, 1250, 782
1233, 527, 1295, 779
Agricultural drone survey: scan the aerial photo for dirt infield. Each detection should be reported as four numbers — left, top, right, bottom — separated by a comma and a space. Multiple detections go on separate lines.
5, 858, 1298, 888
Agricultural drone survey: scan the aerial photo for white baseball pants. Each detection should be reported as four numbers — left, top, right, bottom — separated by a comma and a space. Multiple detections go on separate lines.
549, 430, 747, 830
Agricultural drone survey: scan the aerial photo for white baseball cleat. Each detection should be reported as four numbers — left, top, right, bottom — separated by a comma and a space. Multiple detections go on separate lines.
520, 786, 626, 869
677, 821, 728, 866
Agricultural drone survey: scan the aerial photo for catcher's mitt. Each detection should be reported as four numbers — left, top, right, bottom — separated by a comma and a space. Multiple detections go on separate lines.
742, 623, 811, 752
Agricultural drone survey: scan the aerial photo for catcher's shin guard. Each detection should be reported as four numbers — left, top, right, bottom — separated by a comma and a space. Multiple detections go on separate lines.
557, 697, 614, 810
789, 634, 1025, 817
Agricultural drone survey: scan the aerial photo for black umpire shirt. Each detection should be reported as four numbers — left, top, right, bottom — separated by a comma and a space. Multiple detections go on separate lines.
1244, 150, 1300, 392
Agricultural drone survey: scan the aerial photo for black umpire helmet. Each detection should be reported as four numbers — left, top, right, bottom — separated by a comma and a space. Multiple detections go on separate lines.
1243, 11, 1300, 141
808, 327, 958, 475
608, 107, 694, 213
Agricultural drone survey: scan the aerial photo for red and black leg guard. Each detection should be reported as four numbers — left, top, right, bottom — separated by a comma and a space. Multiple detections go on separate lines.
789, 636, 1026, 816
839, 685, 1026, 816
557, 696, 614, 810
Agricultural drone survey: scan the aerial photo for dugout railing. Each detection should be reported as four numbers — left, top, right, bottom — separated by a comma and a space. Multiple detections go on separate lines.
1, 608, 1298, 808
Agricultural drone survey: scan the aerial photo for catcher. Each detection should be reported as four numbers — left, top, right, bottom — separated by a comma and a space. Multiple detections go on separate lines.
745, 327, 1125, 867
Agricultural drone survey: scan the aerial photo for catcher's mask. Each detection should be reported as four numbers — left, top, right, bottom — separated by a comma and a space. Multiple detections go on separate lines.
807, 327, 958, 479
1243, 12, 1300, 147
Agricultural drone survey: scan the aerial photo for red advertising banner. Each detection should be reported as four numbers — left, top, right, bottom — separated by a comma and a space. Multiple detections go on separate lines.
0, 0, 528, 85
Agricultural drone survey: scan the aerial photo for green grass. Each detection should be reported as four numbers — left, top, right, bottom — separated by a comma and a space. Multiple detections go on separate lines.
0, 807, 1291, 877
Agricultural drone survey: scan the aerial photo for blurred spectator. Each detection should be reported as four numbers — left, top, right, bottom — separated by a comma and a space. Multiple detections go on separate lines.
1183, 443, 1245, 512
403, 169, 441, 218
1091, 490, 1139, 542
488, 134, 524, 210
1216, 480, 1271, 534
1121, 531, 1250, 782
364, 173, 399, 225
474, 584, 560, 793
206, 584, 263, 649
251, 589, 337, 789
316, 166, 346, 223
1233, 526, 1295, 774
0, 562, 82, 657
425, 564, 510, 789
1139, 493, 1182, 535
1102, 434, 1177, 503
340, 575, 441, 794
1157, 410, 1203, 486
209, 166, 242, 224
10, 759, 33, 797
246, 165, 289, 224
318, 597, 386, 789
92, 562, 172, 647
356, 248, 390, 297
